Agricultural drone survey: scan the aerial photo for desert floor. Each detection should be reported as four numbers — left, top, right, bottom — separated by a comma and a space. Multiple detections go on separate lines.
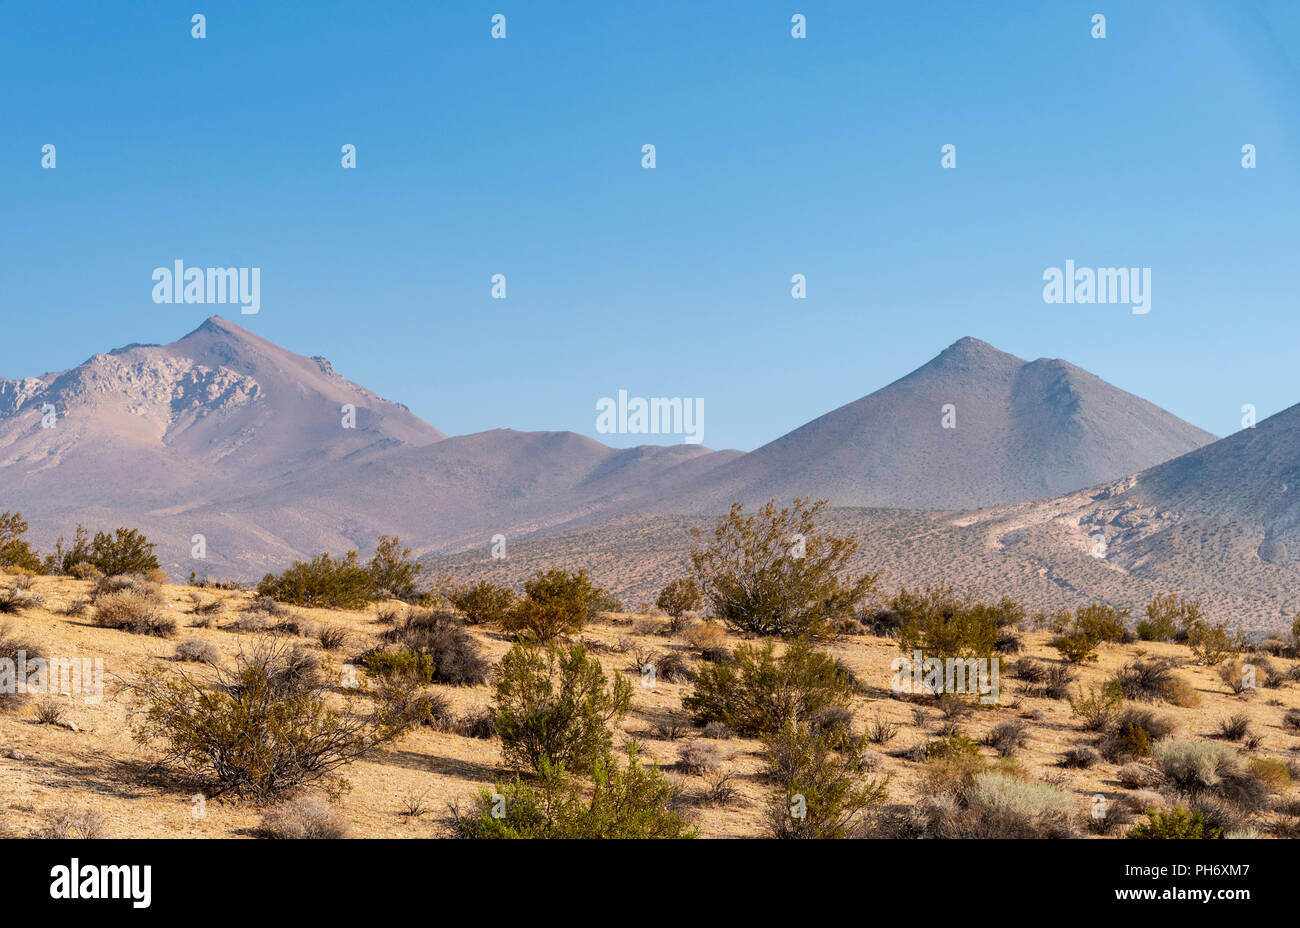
2, 572, 1299, 838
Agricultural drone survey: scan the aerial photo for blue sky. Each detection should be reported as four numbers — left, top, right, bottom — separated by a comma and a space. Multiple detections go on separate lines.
2, 0, 1297, 451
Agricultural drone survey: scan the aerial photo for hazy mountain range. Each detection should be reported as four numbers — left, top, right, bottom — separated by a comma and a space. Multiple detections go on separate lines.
2, 316, 1294, 630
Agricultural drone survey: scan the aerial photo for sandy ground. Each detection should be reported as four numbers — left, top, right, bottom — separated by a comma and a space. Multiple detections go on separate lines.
2, 572, 1299, 838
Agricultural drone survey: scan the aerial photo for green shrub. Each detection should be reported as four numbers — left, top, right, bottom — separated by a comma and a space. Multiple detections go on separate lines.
257, 551, 375, 609
1069, 681, 1125, 731
452, 745, 696, 838
0, 512, 44, 573
501, 568, 606, 640
1186, 620, 1241, 666
1052, 632, 1099, 664
1128, 807, 1222, 839
683, 639, 855, 736
893, 585, 1021, 660
363, 648, 435, 684
366, 536, 423, 601
130, 636, 423, 798
492, 642, 632, 775
655, 577, 702, 619
763, 721, 890, 838
1137, 593, 1203, 642
689, 498, 875, 639
448, 581, 517, 625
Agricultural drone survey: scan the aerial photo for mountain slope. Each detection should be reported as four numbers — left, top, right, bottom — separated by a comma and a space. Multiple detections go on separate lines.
665, 337, 1216, 511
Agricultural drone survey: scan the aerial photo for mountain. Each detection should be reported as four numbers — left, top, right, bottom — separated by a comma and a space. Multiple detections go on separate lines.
0, 321, 1228, 588
429, 404, 1300, 634
0, 317, 737, 576
662, 337, 1217, 511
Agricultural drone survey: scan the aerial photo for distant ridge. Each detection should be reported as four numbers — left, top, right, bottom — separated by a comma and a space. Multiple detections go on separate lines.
656, 336, 1217, 511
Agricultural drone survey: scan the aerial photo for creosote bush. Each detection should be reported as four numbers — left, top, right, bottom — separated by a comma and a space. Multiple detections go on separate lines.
452, 745, 696, 839
894, 585, 1023, 660
501, 568, 608, 641
683, 638, 856, 736
655, 577, 702, 620
448, 580, 518, 625
492, 642, 632, 776
130, 636, 424, 798
257, 551, 375, 609
690, 498, 875, 639
1136, 593, 1203, 642
763, 720, 890, 839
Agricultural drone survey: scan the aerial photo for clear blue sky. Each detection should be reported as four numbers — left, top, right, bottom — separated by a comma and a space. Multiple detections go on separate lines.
3, 0, 1297, 451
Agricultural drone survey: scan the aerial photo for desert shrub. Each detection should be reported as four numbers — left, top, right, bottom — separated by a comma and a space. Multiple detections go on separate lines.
500, 568, 606, 640
682, 621, 725, 653
656, 577, 702, 619
453, 745, 695, 839
860, 608, 904, 638
920, 732, 986, 796
1042, 663, 1078, 700
0, 590, 33, 615
35, 698, 67, 726
676, 740, 721, 776
69, 561, 103, 581
316, 624, 347, 651
1070, 681, 1124, 731
365, 536, 423, 602
257, 551, 375, 609
1113, 657, 1178, 702
1248, 756, 1291, 792
683, 639, 855, 736
1187, 620, 1241, 666
363, 647, 435, 684
649, 650, 694, 684
1052, 631, 1099, 664
1012, 658, 1047, 684
130, 636, 422, 798
894, 585, 1021, 660
1101, 708, 1176, 762
187, 594, 225, 619
1061, 744, 1101, 769
1152, 739, 1246, 795
492, 642, 632, 775
762, 721, 890, 838
690, 498, 875, 639
984, 719, 1028, 757
1137, 593, 1203, 642
0, 512, 44, 573
866, 712, 901, 745
960, 773, 1076, 838
454, 708, 498, 740
34, 805, 107, 839
0, 625, 43, 710
381, 608, 488, 686
448, 581, 517, 625
1124, 789, 1166, 813
93, 590, 176, 637
1283, 708, 1300, 731
66, 527, 160, 576
175, 637, 220, 664
1051, 603, 1129, 663
701, 720, 732, 740
258, 796, 350, 839
1128, 806, 1221, 839
1215, 714, 1251, 742
1118, 762, 1165, 789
